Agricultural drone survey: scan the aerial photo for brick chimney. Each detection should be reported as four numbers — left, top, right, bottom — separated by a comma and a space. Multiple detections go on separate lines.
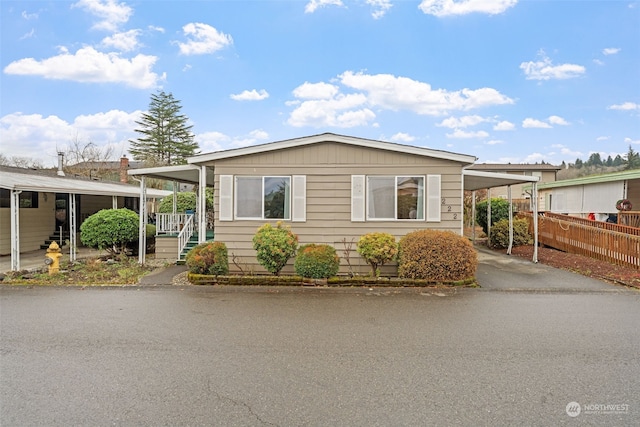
120, 155, 129, 183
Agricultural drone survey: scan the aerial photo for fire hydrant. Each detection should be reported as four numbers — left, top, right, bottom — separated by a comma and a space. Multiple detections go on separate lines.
44, 242, 63, 275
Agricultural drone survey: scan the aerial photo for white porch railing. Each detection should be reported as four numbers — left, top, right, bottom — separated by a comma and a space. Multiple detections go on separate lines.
155, 213, 193, 235
177, 214, 195, 257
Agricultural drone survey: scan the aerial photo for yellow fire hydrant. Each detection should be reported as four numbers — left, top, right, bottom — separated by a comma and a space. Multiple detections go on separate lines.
44, 241, 63, 275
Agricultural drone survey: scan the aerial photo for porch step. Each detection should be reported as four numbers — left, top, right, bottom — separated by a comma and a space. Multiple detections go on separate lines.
40, 231, 70, 249
177, 232, 214, 264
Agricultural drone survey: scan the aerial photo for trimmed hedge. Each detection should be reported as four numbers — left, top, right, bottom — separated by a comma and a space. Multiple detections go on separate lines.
356, 232, 398, 277
185, 242, 229, 276
489, 218, 533, 249
80, 208, 139, 255
398, 229, 477, 281
294, 244, 340, 279
252, 222, 298, 275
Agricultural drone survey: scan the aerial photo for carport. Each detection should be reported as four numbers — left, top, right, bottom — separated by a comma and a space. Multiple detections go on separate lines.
1, 167, 170, 271
463, 169, 540, 263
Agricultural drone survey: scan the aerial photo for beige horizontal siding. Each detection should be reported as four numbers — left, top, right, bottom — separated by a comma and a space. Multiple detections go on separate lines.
0, 192, 55, 255
207, 141, 466, 275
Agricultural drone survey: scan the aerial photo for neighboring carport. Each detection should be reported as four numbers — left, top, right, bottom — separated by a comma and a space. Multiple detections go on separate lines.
1, 168, 170, 271
463, 169, 540, 263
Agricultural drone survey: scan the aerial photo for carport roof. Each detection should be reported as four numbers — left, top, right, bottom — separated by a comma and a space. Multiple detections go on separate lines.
128, 164, 215, 186
0, 168, 171, 198
463, 169, 540, 191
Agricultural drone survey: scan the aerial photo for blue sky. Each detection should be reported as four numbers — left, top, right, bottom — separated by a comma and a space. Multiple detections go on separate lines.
1, 0, 639, 168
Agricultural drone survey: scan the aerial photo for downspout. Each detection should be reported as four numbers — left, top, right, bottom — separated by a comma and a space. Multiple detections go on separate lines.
199, 165, 207, 243
487, 188, 492, 244
507, 185, 513, 255
532, 181, 539, 263
69, 194, 77, 262
471, 190, 476, 243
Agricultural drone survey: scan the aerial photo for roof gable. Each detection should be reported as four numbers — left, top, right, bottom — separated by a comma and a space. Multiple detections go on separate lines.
187, 133, 477, 165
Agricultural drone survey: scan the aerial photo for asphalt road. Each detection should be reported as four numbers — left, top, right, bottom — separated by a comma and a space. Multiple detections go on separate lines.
1, 252, 639, 426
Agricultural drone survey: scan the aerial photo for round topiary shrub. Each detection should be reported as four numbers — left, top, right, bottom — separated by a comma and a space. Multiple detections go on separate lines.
489, 218, 533, 249
252, 222, 298, 275
80, 208, 139, 255
356, 232, 398, 277
398, 229, 477, 281
475, 198, 513, 235
185, 242, 229, 276
294, 244, 340, 279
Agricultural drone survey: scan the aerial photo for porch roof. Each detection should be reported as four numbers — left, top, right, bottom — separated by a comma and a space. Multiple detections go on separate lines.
463, 169, 540, 191
128, 164, 215, 186
0, 168, 171, 198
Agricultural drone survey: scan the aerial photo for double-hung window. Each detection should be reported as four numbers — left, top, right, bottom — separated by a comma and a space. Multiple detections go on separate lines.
235, 176, 291, 220
367, 176, 424, 220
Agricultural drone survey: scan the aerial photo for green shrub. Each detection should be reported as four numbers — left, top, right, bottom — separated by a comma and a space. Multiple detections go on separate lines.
158, 189, 214, 213
398, 229, 477, 281
356, 232, 398, 277
185, 242, 229, 275
294, 244, 340, 279
475, 198, 513, 235
80, 208, 139, 255
489, 218, 533, 249
252, 222, 298, 275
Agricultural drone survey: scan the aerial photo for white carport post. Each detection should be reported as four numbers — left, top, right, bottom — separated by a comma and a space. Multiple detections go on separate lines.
69, 194, 77, 262
486, 188, 492, 242
112, 195, 118, 209
507, 185, 513, 255
138, 176, 147, 265
532, 181, 539, 263
10, 190, 21, 271
471, 190, 476, 243
172, 181, 178, 214
198, 165, 207, 243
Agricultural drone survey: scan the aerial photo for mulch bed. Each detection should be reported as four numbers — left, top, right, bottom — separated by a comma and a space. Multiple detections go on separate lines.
502, 245, 640, 289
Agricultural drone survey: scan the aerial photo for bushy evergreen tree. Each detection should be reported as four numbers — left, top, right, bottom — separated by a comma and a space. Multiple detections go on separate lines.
129, 91, 199, 165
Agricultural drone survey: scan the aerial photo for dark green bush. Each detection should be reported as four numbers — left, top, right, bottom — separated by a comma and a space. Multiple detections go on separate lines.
489, 218, 533, 249
185, 242, 229, 275
294, 244, 340, 279
252, 222, 298, 275
475, 198, 513, 235
80, 208, 139, 255
356, 232, 398, 276
158, 189, 214, 213
398, 229, 477, 281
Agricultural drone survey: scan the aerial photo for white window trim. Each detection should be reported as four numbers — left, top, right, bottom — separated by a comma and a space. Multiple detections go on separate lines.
363, 175, 426, 222
234, 176, 292, 221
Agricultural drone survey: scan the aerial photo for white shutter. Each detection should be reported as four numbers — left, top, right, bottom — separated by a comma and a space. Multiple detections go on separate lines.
426, 174, 441, 222
291, 175, 306, 222
219, 175, 233, 221
351, 175, 365, 222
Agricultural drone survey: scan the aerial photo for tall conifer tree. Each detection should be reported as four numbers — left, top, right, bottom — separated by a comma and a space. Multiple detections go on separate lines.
129, 91, 199, 165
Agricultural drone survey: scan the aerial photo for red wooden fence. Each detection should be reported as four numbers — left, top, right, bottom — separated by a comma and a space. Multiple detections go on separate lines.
519, 212, 640, 270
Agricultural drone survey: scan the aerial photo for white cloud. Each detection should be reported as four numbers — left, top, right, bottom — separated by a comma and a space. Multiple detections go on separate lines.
22, 10, 39, 20
418, 0, 517, 17
178, 23, 233, 55
596, 136, 610, 141
390, 132, 415, 143
3, 46, 163, 89
148, 25, 165, 33
522, 118, 552, 128
0, 110, 142, 165
72, 0, 133, 32
101, 29, 141, 52
230, 89, 269, 101
493, 120, 515, 131
624, 137, 640, 145
437, 115, 486, 128
548, 115, 569, 125
196, 131, 227, 152
20, 29, 36, 40
287, 93, 374, 128
305, 0, 344, 13
292, 82, 339, 100
367, 0, 393, 19
520, 51, 585, 80
486, 140, 504, 145
608, 102, 639, 111
287, 71, 513, 129
339, 71, 513, 115
593, 59, 604, 66
523, 152, 545, 163
602, 47, 621, 55
445, 129, 489, 139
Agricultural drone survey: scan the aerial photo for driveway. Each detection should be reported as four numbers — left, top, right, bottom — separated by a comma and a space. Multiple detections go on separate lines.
1, 250, 638, 426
